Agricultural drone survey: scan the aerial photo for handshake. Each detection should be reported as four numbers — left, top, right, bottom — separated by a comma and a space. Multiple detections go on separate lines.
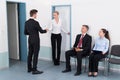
73, 47, 83, 52
45, 28, 49, 32
44, 27, 70, 35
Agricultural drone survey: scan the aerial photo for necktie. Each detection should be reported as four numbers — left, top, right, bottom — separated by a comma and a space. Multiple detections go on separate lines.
77, 35, 84, 48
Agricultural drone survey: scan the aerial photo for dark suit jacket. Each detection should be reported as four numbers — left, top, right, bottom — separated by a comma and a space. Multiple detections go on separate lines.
73, 34, 92, 55
24, 19, 47, 43
24, 19, 46, 35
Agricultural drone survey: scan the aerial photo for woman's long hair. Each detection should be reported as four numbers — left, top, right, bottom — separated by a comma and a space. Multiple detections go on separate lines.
101, 28, 110, 41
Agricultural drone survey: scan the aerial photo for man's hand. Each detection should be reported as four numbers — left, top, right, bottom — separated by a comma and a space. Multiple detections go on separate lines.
75, 48, 81, 52
45, 28, 49, 32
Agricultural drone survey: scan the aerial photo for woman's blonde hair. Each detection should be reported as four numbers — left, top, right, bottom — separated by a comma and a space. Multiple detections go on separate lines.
53, 11, 59, 15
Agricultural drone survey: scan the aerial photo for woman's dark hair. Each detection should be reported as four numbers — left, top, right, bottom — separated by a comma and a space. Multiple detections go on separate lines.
30, 9, 38, 17
101, 28, 110, 41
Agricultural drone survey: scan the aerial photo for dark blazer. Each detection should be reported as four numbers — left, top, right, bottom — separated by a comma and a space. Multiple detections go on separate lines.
73, 34, 92, 54
24, 19, 47, 43
24, 19, 46, 35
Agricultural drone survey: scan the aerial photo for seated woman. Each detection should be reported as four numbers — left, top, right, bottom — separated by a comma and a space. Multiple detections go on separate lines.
88, 28, 110, 77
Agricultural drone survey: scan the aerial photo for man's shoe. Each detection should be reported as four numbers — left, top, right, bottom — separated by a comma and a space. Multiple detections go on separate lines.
28, 70, 32, 73
74, 72, 81, 76
62, 69, 71, 73
28, 69, 33, 73
32, 70, 43, 75
54, 62, 60, 66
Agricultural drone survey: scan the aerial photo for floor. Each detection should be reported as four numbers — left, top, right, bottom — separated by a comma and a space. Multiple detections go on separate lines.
0, 60, 120, 80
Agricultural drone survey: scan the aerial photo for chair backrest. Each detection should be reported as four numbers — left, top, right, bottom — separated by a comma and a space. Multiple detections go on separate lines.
110, 45, 120, 57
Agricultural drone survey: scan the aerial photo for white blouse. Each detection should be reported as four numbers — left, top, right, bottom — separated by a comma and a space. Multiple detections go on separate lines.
49, 18, 68, 34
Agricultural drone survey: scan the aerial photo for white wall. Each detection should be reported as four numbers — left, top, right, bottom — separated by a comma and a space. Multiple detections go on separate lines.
50, 0, 120, 69
5, 0, 120, 49
52, 0, 120, 47
40, 0, 120, 69
0, 0, 8, 53
26, 0, 52, 47
0, 0, 52, 69
0, 0, 9, 69
0, 0, 120, 69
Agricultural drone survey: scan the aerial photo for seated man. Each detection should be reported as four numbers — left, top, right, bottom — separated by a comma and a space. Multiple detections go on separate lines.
62, 25, 92, 76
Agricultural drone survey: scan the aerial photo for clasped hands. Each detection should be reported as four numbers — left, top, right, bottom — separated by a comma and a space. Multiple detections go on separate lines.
73, 47, 83, 52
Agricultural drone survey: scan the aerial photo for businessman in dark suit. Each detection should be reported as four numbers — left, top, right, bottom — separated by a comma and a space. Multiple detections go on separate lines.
62, 25, 92, 76
24, 9, 48, 75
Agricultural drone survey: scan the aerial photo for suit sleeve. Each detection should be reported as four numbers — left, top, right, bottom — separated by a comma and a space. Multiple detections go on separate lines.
73, 35, 79, 47
36, 22, 47, 33
83, 36, 92, 52
24, 22, 29, 35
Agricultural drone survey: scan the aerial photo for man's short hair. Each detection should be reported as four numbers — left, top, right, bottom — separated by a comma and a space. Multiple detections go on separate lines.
30, 9, 38, 17
82, 25, 89, 30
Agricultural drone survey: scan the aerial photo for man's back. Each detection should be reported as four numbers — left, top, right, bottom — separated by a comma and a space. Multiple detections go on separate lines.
24, 19, 39, 36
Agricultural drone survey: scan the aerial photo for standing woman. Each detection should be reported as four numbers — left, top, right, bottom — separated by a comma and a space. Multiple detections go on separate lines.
88, 28, 110, 77
49, 11, 70, 66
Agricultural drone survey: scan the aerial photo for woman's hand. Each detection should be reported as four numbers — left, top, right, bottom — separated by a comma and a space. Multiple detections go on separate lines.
102, 52, 105, 55
45, 28, 49, 32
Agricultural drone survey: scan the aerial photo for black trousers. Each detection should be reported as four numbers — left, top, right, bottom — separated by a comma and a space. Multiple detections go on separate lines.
65, 49, 88, 73
89, 51, 105, 72
51, 33, 62, 64
28, 36, 40, 71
